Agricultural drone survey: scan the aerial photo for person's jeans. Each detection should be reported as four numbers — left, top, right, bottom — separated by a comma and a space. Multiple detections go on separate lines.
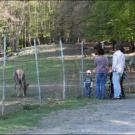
95, 73, 107, 99
84, 83, 91, 96
112, 72, 122, 97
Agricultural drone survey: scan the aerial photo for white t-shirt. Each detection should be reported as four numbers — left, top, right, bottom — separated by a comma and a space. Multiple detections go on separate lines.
112, 50, 125, 73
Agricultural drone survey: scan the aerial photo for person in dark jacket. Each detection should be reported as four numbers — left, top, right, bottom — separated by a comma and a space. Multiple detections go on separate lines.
108, 65, 127, 99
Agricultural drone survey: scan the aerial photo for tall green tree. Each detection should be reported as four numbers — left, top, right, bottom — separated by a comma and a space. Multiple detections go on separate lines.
85, 1, 135, 42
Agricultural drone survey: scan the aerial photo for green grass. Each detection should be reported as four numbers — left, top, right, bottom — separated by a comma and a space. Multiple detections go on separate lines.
0, 55, 94, 84
0, 52, 95, 133
0, 55, 94, 98
0, 97, 98, 133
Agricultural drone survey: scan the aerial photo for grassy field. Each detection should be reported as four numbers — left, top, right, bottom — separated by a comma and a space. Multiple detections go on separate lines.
0, 97, 99, 134
0, 54, 94, 84
0, 50, 96, 133
0, 53, 94, 101
0, 44, 134, 133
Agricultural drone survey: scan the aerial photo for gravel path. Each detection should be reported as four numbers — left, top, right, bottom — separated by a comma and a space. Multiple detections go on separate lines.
14, 94, 135, 134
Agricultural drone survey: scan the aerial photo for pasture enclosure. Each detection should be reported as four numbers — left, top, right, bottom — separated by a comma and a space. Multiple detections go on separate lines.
0, 37, 135, 116
0, 38, 96, 115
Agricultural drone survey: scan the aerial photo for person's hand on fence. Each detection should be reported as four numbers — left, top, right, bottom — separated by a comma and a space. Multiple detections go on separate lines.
91, 53, 96, 57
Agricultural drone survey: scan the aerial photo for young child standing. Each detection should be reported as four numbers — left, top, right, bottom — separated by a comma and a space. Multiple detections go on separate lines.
83, 70, 93, 97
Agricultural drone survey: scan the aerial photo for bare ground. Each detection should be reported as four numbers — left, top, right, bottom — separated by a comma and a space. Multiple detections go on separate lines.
14, 94, 135, 134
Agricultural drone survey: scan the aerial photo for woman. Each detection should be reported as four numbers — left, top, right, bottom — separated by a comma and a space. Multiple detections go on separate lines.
94, 43, 109, 99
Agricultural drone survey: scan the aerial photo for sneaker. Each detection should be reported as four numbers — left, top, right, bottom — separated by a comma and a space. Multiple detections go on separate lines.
112, 96, 120, 99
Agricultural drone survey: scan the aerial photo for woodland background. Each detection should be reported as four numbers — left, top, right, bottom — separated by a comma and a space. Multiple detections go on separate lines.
0, 1, 134, 52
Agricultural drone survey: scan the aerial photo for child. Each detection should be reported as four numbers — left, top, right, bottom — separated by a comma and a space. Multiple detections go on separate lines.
83, 70, 93, 97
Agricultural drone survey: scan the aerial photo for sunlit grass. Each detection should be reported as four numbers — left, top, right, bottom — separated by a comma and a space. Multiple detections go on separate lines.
0, 55, 94, 84
0, 97, 98, 134
0, 53, 95, 133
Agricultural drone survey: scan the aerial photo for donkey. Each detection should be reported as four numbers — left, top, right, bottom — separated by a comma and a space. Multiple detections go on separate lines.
13, 69, 29, 97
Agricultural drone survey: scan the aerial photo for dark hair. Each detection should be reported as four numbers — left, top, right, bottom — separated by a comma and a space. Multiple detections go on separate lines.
94, 42, 102, 50
94, 43, 104, 55
120, 46, 125, 53
97, 48, 104, 55
115, 43, 121, 50
115, 43, 125, 53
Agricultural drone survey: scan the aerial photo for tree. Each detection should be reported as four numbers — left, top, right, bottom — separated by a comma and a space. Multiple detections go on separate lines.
84, 1, 135, 44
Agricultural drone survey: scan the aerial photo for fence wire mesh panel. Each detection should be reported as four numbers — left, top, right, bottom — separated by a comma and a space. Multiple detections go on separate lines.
0, 54, 39, 114
1, 40, 135, 115
37, 43, 89, 100
0, 41, 96, 115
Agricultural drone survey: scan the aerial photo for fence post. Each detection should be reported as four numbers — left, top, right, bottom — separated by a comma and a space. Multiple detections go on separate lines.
34, 38, 41, 104
81, 41, 84, 96
1, 33, 6, 116
59, 40, 66, 100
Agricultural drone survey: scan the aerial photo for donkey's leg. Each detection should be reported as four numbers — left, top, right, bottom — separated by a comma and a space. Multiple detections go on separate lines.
22, 82, 25, 97
17, 84, 22, 97
22, 89, 25, 97
17, 87, 20, 97
14, 83, 17, 96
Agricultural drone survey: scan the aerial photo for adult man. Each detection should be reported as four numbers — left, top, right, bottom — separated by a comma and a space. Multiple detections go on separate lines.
112, 44, 125, 99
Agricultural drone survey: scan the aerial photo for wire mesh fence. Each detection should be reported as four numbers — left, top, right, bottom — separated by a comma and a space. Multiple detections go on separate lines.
0, 36, 96, 115
1, 36, 135, 116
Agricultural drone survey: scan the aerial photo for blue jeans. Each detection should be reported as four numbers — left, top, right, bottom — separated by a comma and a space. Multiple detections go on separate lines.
84, 83, 91, 97
112, 72, 122, 97
95, 73, 107, 99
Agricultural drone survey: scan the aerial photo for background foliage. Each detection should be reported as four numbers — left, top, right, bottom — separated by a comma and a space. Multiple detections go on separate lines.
0, 0, 134, 50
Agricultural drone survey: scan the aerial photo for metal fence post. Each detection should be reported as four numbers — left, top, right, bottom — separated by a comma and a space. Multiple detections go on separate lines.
1, 33, 6, 116
34, 38, 41, 104
59, 40, 66, 100
81, 41, 84, 96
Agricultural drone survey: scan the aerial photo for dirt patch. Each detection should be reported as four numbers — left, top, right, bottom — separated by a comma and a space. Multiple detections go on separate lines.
14, 94, 135, 134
